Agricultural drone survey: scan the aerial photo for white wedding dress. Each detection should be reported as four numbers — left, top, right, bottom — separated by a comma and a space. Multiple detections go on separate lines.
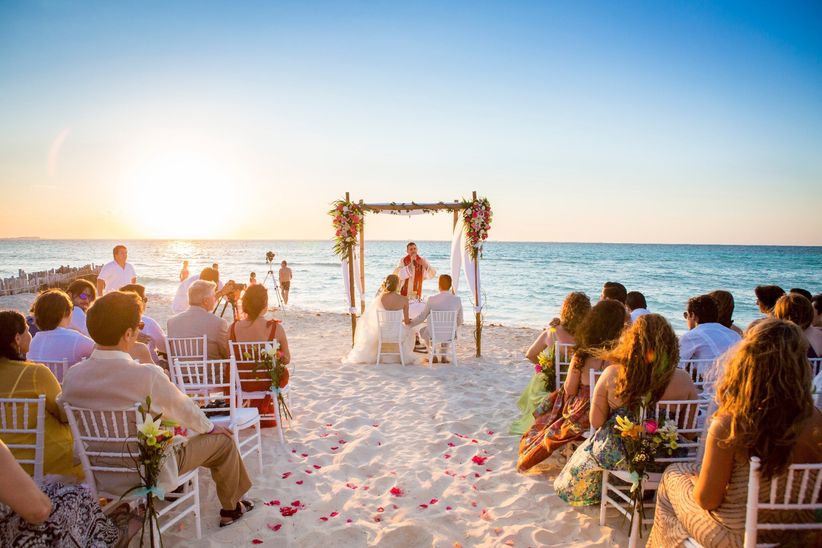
342, 294, 418, 364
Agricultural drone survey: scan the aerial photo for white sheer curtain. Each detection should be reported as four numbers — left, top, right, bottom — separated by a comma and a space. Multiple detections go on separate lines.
449, 219, 482, 313
341, 248, 363, 314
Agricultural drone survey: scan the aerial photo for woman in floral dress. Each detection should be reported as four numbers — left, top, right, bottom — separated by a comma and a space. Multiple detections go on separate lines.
553, 314, 698, 506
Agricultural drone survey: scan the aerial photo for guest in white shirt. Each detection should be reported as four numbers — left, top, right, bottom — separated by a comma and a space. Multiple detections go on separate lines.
28, 289, 95, 366
680, 294, 741, 361
172, 266, 221, 315
65, 279, 97, 337
57, 291, 254, 527
406, 275, 463, 363
626, 291, 650, 323
96, 245, 137, 295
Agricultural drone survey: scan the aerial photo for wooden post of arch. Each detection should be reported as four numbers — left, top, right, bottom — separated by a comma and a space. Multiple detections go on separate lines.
359, 200, 366, 314
472, 191, 482, 357
346, 192, 357, 344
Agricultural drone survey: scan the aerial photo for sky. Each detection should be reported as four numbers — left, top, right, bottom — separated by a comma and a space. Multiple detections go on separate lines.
1, 1, 821, 244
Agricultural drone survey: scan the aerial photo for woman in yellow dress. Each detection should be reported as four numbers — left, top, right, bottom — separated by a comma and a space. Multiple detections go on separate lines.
0, 310, 82, 478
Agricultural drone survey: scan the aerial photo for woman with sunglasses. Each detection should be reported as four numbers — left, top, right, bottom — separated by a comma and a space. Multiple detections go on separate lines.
66, 279, 97, 337
28, 289, 95, 373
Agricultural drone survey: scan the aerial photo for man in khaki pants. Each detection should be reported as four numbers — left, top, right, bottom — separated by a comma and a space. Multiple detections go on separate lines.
59, 291, 254, 527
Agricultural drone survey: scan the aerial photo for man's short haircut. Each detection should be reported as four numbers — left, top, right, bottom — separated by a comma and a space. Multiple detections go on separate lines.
66, 279, 97, 300
33, 289, 73, 331
687, 294, 719, 324
199, 267, 220, 284
755, 285, 785, 311
602, 282, 627, 304
406, 242, 416, 250
189, 280, 217, 306
281, 261, 287, 266
113, 244, 126, 257
774, 293, 814, 330
790, 288, 813, 301
86, 291, 142, 346
438, 274, 453, 291
813, 294, 822, 315
119, 283, 146, 300
625, 291, 646, 311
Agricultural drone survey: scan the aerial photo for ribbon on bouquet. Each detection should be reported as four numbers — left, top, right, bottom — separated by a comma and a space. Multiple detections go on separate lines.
132, 485, 166, 500
628, 471, 641, 493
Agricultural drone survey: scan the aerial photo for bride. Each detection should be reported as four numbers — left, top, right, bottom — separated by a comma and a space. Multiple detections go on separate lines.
342, 274, 418, 364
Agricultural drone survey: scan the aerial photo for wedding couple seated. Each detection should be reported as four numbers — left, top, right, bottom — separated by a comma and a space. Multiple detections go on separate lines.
342, 274, 463, 365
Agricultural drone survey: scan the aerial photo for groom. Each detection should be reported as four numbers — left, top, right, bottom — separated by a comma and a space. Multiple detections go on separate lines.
394, 242, 436, 301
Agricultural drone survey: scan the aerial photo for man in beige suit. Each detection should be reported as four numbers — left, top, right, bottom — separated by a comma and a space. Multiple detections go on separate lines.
167, 280, 230, 359
406, 275, 463, 363
58, 291, 254, 527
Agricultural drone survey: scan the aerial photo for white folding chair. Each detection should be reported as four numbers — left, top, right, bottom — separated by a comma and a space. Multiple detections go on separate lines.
429, 310, 458, 366
63, 403, 201, 539
166, 336, 207, 387
38, 358, 69, 383
554, 342, 575, 389
376, 310, 405, 366
600, 397, 708, 548
679, 358, 716, 395
0, 395, 46, 481
229, 341, 290, 445
810, 357, 822, 379
176, 358, 263, 470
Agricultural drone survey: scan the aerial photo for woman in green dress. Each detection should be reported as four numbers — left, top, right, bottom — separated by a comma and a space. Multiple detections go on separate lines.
510, 292, 591, 434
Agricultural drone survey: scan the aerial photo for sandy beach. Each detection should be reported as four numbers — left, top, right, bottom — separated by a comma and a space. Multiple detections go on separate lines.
0, 292, 628, 547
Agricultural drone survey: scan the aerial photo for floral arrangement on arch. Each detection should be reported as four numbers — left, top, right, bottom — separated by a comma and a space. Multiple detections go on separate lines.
329, 199, 364, 260
461, 197, 492, 259
613, 396, 680, 539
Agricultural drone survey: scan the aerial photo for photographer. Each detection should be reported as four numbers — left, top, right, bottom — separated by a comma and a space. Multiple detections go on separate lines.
172, 266, 221, 315
167, 280, 230, 359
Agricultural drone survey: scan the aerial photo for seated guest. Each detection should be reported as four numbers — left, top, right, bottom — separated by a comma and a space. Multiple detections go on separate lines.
172, 266, 220, 315
407, 275, 464, 363
517, 299, 624, 471
679, 294, 741, 361
58, 292, 254, 527
774, 293, 822, 358
0, 439, 139, 547
790, 287, 813, 301
708, 289, 744, 336
167, 280, 230, 359
0, 310, 81, 478
229, 284, 290, 427
27, 289, 95, 367
120, 283, 167, 365
600, 281, 627, 304
754, 284, 785, 317
626, 291, 650, 323
553, 314, 698, 506
647, 319, 822, 547
812, 294, 822, 327
179, 260, 190, 282
511, 292, 591, 435
66, 279, 97, 337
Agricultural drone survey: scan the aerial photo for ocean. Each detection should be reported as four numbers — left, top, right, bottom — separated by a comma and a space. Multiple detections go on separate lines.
1, 239, 820, 333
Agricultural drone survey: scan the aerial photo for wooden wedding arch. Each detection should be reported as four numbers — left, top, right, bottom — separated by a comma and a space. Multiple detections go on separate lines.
340, 191, 485, 357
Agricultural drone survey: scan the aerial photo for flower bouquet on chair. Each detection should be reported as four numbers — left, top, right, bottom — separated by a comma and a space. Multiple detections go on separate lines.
536, 350, 556, 393
252, 341, 292, 423
123, 396, 181, 548
613, 395, 679, 539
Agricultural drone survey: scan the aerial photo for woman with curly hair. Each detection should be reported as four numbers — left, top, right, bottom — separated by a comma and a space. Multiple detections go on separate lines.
517, 299, 624, 470
553, 314, 697, 506
647, 319, 821, 547
510, 292, 592, 434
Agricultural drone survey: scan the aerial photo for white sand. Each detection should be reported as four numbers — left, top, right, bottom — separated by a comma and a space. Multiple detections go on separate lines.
1, 293, 628, 547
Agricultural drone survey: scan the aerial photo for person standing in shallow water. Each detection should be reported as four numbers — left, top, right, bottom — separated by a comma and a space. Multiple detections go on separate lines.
279, 261, 292, 305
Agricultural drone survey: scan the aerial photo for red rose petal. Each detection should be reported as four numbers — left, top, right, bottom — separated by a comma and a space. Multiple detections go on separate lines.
296, 480, 303, 485
376, 507, 384, 513
281, 472, 291, 479
320, 517, 328, 521
487, 430, 494, 435
419, 503, 428, 509
430, 498, 439, 504
300, 453, 308, 458
471, 455, 488, 465
331, 446, 339, 451
446, 506, 453, 510
486, 468, 493, 472
471, 439, 478, 444
362, 486, 370, 491
447, 442, 456, 447
471, 501, 477, 507
346, 482, 358, 489
325, 423, 333, 427
252, 540, 263, 545
374, 516, 382, 522
267, 523, 282, 531
443, 453, 452, 459
330, 511, 339, 517
346, 518, 353, 523
390, 487, 404, 497
338, 439, 347, 444
290, 500, 302, 508
291, 449, 296, 453
392, 504, 398, 509
313, 464, 322, 469
372, 423, 379, 427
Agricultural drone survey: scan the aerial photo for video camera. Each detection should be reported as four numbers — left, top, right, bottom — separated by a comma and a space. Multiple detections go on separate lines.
215, 279, 247, 302
265, 251, 276, 263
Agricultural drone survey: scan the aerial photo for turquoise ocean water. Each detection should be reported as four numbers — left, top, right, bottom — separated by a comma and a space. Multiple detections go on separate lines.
1, 240, 820, 333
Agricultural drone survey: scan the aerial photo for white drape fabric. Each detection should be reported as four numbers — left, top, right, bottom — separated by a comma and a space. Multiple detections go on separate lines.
449, 219, 482, 312
341, 249, 363, 313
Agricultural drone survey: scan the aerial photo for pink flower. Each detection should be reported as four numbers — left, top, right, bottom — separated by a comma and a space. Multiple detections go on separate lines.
534, 364, 542, 374
644, 420, 658, 434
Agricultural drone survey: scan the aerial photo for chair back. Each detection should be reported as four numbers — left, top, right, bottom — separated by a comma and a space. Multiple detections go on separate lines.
654, 398, 709, 464
743, 456, 822, 548
377, 310, 404, 343
554, 342, 575, 389
0, 395, 46, 481
166, 336, 208, 387
174, 359, 237, 423
430, 310, 458, 344
679, 358, 716, 393
810, 357, 822, 379
63, 403, 141, 499
39, 358, 69, 383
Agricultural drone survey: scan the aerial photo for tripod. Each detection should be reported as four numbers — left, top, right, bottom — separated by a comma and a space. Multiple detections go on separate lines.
262, 260, 285, 310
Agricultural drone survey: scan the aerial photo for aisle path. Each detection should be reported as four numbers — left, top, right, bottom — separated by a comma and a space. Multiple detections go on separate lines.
167, 311, 626, 547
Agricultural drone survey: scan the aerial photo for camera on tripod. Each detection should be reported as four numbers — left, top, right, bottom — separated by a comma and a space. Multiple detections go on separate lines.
265, 251, 276, 263
214, 279, 247, 320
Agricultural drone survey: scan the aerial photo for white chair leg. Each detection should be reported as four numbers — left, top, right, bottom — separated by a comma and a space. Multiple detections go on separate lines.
193, 473, 202, 539
399, 343, 405, 366
255, 421, 263, 472
600, 471, 609, 526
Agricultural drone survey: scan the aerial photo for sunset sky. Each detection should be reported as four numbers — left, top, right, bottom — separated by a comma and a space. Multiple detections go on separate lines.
1, 1, 821, 244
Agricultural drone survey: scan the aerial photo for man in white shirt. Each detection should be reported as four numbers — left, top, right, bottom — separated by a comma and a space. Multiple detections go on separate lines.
626, 291, 651, 323
172, 266, 221, 315
27, 290, 95, 375
406, 275, 463, 363
58, 291, 253, 526
96, 245, 137, 295
167, 280, 230, 359
680, 294, 741, 361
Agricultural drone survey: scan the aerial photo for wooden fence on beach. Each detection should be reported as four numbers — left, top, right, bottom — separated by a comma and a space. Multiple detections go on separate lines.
0, 264, 102, 296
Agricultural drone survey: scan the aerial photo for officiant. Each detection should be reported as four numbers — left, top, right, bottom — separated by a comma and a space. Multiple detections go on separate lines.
394, 242, 436, 303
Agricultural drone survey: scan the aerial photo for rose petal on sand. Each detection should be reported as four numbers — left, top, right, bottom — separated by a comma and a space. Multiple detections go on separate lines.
447, 442, 456, 447
305, 470, 312, 474
486, 468, 493, 472
267, 523, 282, 531
281, 472, 291, 479
300, 453, 308, 458
313, 464, 322, 469
362, 486, 370, 491
443, 453, 452, 459
331, 446, 339, 451
430, 498, 438, 504
480, 508, 493, 521
419, 503, 428, 509
487, 430, 494, 435
330, 512, 339, 518
474, 473, 481, 478
345, 482, 358, 489
280, 506, 297, 517
295, 480, 303, 485
471, 501, 478, 507
325, 423, 333, 427
471, 439, 478, 443
376, 507, 384, 513
446, 506, 453, 510
338, 439, 347, 444
471, 455, 488, 466
252, 540, 263, 545
389, 486, 404, 497
291, 449, 296, 453
372, 423, 379, 427
392, 504, 398, 510
373, 516, 382, 523
320, 517, 328, 522
291, 500, 303, 508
